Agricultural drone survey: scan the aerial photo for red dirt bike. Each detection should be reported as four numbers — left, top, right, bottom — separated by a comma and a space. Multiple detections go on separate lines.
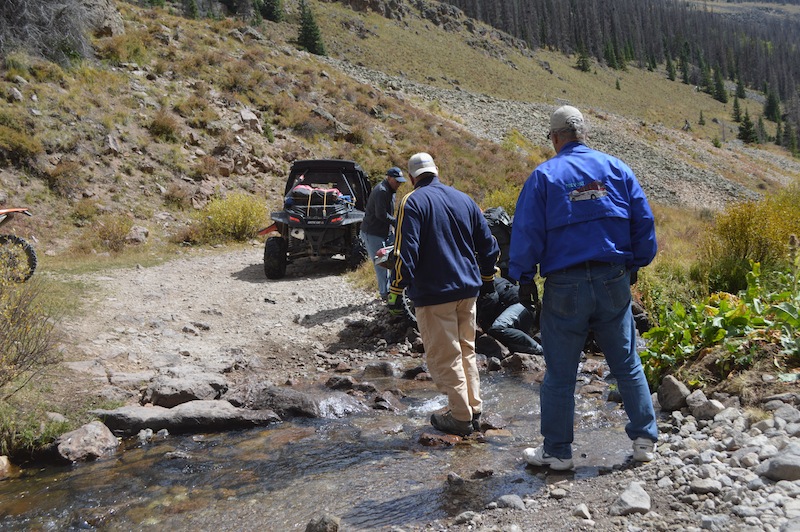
0, 208, 37, 282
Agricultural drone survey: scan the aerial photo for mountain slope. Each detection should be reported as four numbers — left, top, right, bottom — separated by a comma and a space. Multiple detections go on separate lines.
0, 0, 798, 261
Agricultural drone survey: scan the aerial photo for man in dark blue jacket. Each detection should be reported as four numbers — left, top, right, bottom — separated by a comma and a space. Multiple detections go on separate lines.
388, 152, 499, 436
361, 167, 406, 300
509, 105, 658, 470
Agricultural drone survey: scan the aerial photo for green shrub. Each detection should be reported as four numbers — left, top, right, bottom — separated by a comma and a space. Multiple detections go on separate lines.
45, 159, 84, 197
0, 108, 42, 166
0, 402, 71, 457
0, 279, 61, 397
95, 30, 152, 65
93, 213, 134, 252
71, 198, 100, 226
481, 183, 522, 214
697, 185, 800, 293
192, 192, 268, 243
164, 182, 193, 209
148, 110, 181, 142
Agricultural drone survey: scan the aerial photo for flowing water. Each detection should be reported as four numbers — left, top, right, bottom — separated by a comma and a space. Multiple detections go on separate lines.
0, 372, 637, 531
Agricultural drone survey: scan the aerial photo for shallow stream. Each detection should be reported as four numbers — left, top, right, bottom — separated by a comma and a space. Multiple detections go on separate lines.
0, 372, 636, 531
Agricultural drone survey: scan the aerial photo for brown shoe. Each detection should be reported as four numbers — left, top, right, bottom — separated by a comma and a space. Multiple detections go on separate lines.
430, 411, 473, 436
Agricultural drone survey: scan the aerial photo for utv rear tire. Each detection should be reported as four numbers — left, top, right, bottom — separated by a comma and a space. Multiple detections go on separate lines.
264, 236, 288, 279
346, 236, 367, 271
0, 234, 37, 282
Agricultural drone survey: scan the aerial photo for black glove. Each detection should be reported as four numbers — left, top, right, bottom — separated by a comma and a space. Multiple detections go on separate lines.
518, 282, 539, 310
630, 269, 638, 285
386, 292, 403, 316
480, 279, 495, 296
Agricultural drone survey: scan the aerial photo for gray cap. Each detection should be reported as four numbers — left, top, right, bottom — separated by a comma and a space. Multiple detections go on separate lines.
550, 105, 584, 131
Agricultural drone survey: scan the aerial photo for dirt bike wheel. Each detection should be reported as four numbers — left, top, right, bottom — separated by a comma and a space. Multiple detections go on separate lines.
0, 234, 37, 282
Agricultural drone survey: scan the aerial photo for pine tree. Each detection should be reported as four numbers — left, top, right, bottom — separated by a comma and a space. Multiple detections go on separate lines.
699, 58, 712, 95
738, 109, 758, 143
713, 68, 728, 104
297, 0, 325, 56
775, 121, 783, 147
576, 48, 591, 72
258, 0, 283, 22
757, 116, 767, 143
785, 122, 799, 154
615, 78, 621, 90
732, 95, 742, 123
184, 0, 198, 19
764, 89, 781, 122
736, 76, 746, 99
699, 111, 706, 126
666, 56, 676, 81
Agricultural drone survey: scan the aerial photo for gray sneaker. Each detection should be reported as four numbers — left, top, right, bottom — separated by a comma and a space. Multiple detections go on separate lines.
430, 411, 473, 437
523, 446, 574, 470
633, 437, 655, 462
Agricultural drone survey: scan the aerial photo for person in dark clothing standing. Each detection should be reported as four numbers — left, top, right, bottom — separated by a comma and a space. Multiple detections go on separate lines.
388, 152, 499, 437
477, 277, 542, 355
361, 167, 406, 300
509, 105, 659, 470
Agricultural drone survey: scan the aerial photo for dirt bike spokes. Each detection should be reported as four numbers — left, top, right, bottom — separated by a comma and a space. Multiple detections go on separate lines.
0, 208, 37, 282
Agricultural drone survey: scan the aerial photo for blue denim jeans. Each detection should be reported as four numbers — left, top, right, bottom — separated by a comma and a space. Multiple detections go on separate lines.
360, 231, 391, 298
539, 262, 658, 459
488, 303, 541, 354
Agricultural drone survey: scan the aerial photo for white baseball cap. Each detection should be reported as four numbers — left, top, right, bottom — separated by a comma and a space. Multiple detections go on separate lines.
407, 152, 438, 179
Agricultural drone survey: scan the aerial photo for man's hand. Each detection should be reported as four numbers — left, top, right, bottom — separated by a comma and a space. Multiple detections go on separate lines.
480, 279, 495, 296
387, 292, 404, 316
518, 282, 539, 310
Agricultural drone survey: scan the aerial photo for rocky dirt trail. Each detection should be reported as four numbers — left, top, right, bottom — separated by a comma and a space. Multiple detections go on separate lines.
58, 245, 390, 407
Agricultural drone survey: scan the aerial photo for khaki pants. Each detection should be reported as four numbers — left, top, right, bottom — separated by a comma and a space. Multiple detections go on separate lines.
415, 297, 481, 422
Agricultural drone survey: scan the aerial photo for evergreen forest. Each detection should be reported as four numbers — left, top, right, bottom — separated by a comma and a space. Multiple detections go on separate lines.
442, 0, 800, 140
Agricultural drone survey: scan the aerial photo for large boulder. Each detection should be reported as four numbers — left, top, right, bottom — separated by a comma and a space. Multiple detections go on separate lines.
227, 382, 368, 419
91, 400, 280, 436
657, 375, 690, 411
56, 420, 119, 462
142, 368, 228, 407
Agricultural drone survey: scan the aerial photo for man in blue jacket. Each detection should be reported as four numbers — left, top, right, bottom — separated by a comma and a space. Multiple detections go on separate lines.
388, 152, 499, 436
509, 105, 659, 470
361, 166, 406, 300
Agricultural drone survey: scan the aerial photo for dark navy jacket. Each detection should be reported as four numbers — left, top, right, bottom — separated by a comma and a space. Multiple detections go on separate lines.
360, 179, 396, 239
389, 175, 499, 307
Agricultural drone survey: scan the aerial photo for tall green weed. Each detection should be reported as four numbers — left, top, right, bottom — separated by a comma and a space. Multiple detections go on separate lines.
641, 253, 800, 389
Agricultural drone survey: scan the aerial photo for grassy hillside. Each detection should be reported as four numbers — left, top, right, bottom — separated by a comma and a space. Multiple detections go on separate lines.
315, 0, 777, 146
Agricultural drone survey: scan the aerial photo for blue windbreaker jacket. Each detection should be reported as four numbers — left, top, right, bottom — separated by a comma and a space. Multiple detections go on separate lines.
390, 176, 499, 307
509, 142, 657, 282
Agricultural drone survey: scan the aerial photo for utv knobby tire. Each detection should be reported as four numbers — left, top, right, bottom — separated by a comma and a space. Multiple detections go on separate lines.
346, 237, 368, 271
0, 234, 37, 282
263, 236, 288, 279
